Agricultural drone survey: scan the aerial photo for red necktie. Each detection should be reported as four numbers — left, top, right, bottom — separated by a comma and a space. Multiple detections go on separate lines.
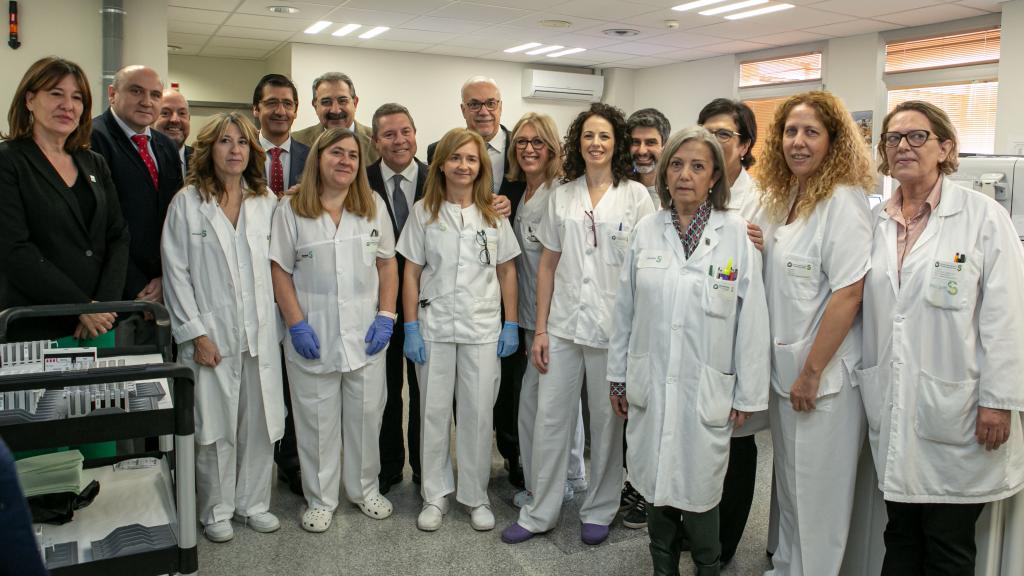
269, 147, 285, 196
130, 134, 159, 190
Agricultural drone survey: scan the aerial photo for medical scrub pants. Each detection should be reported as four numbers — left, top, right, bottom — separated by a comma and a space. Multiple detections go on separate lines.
519, 334, 623, 532
196, 353, 274, 525
289, 353, 387, 511
417, 341, 500, 508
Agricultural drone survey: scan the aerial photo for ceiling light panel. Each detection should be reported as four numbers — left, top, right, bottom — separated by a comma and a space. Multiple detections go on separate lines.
304, 20, 331, 34
699, 0, 768, 16
332, 23, 361, 37
505, 42, 542, 53
725, 3, 795, 20
526, 45, 564, 55
672, 0, 729, 12
359, 26, 390, 39
548, 47, 586, 57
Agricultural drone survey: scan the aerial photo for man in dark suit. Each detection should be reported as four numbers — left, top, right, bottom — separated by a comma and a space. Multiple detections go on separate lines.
291, 72, 378, 167
153, 88, 192, 181
427, 76, 526, 489
367, 103, 428, 494
91, 65, 184, 318
252, 73, 310, 495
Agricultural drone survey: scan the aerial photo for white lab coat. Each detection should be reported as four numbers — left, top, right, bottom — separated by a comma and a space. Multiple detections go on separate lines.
269, 196, 396, 374
538, 175, 656, 348
607, 209, 770, 511
860, 177, 1024, 504
396, 199, 520, 343
161, 185, 284, 446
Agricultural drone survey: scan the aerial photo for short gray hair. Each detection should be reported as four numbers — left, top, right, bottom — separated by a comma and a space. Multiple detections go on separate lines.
656, 126, 730, 211
311, 72, 356, 99
461, 75, 500, 101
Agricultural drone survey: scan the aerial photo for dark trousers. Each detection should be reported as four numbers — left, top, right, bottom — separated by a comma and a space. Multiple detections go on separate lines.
0, 439, 48, 576
494, 327, 526, 465
881, 500, 986, 576
719, 435, 758, 562
649, 505, 721, 576
378, 320, 420, 479
274, 347, 300, 474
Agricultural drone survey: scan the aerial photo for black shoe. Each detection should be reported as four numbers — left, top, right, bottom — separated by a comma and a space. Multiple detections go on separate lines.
507, 460, 525, 489
378, 471, 403, 495
277, 467, 303, 497
623, 498, 648, 529
619, 481, 641, 511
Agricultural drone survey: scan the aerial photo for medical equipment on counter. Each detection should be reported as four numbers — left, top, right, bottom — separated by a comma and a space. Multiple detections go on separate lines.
951, 155, 1024, 240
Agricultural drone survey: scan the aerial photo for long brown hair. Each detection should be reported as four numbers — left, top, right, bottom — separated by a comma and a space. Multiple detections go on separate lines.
423, 128, 499, 227
756, 91, 874, 222
290, 128, 376, 220
186, 112, 268, 202
3, 57, 93, 152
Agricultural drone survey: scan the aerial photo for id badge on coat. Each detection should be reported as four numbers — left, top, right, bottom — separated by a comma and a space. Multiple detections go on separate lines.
925, 260, 967, 310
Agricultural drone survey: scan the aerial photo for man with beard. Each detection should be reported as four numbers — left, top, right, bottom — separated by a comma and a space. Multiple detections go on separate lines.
291, 71, 378, 166
626, 108, 670, 209
153, 88, 191, 180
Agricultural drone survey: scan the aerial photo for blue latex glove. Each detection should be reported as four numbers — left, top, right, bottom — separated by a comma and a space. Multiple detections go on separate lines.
403, 321, 427, 365
289, 320, 320, 360
497, 321, 519, 358
365, 314, 395, 355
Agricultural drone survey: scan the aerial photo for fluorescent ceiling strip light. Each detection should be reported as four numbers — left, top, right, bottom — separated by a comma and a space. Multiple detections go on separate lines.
332, 23, 362, 37
505, 42, 542, 53
526, 45, 564, 55
725, 3, 794, 19
548, 47, 586, 57
672, 0, 729, 11
304, 20, 332, 34
359, 26, 389, 39
699, 0, 767, 16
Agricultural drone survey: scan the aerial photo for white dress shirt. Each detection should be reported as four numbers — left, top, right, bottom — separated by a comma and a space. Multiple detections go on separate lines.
487, 130, 506, 194
380, 160, 419, 226
111, 110, 159, 170
259, 133, 294, 189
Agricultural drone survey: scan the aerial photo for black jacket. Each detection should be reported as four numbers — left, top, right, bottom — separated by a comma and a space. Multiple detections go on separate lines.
91, 109, 184, 299
427, 126, 525, 222
0, 138, 130, 338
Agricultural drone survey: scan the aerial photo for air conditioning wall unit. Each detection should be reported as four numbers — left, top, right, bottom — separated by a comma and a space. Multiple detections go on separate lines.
522, 69, 604, 102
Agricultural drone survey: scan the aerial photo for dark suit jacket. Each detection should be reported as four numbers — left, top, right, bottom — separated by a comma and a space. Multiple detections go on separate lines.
291, 121, 378, 166
289, 139, 310, 187
427, 125, 525, 222
91, 109, 184, 300
0, 139, 130, 338
367, 158, 427, 324
183, 144, 193, 179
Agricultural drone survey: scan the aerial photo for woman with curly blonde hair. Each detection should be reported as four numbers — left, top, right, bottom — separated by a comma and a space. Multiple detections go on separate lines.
748, 91, 874, 576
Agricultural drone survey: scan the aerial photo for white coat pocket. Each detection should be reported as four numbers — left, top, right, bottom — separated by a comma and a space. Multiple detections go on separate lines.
361, 234, 381, 267
852, 365, 883, 432
702, 277, 737, 319
602, 222, 630, 266
625, 351, 650, 409
915, 371, 978, 446
781, 253, 821, 300
478, 229, 498, 268
924, 261, 972, 311
698, 364, 736, 428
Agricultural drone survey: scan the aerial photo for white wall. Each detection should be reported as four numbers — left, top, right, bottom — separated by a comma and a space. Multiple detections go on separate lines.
287, 42, 593, 156
996, 0, 1024, 155
123, 0, 168, 83
168, 55, 267, 105
0, 0, 103, 132
631, 55, 737, 134
823, 34, 887, 145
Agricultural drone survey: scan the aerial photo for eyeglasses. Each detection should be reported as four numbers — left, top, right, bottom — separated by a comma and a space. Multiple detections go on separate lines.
881, 130, 938, 148
709, 128, 742, 143
476, 230, 492, 265
465, 99, 500, 112
318, 97, 352, 108
515, 137, 547, 151
260, 98, 296, 111
584, 210, 597, 248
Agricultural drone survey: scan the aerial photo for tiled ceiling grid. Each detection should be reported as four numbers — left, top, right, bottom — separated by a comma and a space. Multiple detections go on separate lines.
167, 0, 1004, 69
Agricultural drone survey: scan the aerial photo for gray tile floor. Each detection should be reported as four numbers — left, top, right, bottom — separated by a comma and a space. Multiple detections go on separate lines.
196, 432, 774, 575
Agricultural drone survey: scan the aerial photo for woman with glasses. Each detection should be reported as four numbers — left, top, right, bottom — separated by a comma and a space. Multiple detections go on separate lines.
502, 102, 655, 545
270, 128, 398, 533
161, 113, 284, 543
748, 91, 874, 576
607, 126, 770, 576
398, 127, 520, 533
697, 98, 769, 566
504, 113, 588, 511
860, 101, 1024, 574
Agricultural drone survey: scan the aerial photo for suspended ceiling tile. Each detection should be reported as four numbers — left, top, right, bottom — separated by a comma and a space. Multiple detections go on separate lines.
200, 46, 272, 59
810, 18, 903, 37
233, 1, 336, 20
207, 36, 282, 50
419, 44, 494, 58
343, 0, 454, 13
168, 0, 242, 11
224, 12, 319, 30
378, 28, 459, 43
643, 30, 734, 49
167, 21, 220, 35
219, 25, 298, 41
167, 6, 231, 25
428, 2, 533, 24
401, 16, 491, 34
747, 30, 832, 46
320, 7, 421, 27
549, 0, 663, 21
877, 3, 988, 26
599, 40, 681, 56
811, 0, 945, 18
955, 0, 1005, 12
693, 6, 853, 41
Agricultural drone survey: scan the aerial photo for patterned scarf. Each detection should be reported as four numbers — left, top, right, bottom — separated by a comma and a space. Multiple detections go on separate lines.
671, 200, 713, 259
